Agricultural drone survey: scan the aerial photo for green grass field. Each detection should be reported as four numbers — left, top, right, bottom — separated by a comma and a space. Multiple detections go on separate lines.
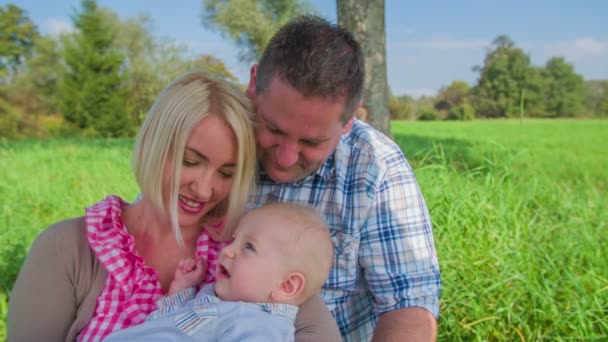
1, 119, 606, 340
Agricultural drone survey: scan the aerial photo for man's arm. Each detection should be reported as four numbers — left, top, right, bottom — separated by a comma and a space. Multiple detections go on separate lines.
358, 143, 441, 339
372, 307, 437, 342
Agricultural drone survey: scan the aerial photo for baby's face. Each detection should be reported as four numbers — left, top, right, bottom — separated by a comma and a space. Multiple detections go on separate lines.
214, 213, 289, 302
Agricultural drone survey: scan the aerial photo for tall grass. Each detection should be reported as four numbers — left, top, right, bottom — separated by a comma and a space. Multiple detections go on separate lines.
393, 119, 607, 340
1, 120, 606, 340
0, 140, 138, 289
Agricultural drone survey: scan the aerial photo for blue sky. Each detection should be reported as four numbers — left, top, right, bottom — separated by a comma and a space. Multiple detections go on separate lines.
9, 0, 608, 97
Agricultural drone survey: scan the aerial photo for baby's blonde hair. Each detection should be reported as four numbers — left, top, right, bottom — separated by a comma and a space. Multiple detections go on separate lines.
252, 202, 334, 302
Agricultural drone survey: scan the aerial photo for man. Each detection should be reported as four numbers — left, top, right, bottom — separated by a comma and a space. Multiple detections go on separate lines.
246, 15, 441, 341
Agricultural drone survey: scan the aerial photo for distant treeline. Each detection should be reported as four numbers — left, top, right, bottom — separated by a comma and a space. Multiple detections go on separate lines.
389, 35, 608, 121
1, 1, 239, 139
1, 2, 607, 139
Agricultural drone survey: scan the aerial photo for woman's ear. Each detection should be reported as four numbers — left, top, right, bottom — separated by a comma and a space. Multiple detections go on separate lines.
272, 272, 305, 303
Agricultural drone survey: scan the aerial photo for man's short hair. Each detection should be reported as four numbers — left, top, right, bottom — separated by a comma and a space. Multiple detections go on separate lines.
255, 15, 365, 123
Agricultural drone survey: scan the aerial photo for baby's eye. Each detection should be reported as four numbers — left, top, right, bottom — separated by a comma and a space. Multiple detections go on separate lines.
244, 242, 256, 253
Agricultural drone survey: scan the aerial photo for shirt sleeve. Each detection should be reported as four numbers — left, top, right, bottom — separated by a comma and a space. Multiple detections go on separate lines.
294, 294, 342, 342
7, 223, 80, 341
359, 150, 441, 318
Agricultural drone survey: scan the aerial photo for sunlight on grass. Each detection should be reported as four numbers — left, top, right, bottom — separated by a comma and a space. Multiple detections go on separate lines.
1, 120, 607, 340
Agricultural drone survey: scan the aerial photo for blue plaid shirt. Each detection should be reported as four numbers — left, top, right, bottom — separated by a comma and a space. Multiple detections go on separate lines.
249, 120, 441, 341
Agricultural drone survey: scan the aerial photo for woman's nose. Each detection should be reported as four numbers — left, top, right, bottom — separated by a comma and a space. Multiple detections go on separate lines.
191, 172, 213, 200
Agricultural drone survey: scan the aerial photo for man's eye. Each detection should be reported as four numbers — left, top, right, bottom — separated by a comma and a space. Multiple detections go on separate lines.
302, 140, 321, 147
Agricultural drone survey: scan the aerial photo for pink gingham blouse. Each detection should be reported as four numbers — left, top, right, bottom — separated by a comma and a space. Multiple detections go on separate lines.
77, 196, 224, 341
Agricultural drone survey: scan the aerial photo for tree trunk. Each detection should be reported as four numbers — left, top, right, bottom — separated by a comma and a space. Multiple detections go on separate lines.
337, 0, 391, 137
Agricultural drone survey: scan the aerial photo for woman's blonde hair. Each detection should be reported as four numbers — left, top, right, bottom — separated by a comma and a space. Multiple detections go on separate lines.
133, 71, 256, 245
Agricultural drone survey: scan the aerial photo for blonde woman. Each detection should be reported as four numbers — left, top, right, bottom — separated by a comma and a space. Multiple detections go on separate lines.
8, 72, 340, 341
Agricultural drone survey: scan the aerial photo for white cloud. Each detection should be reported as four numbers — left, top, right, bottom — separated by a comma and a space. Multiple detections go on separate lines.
543, 37, 607, 60
46, 18, 74, 35
394, 87, 438, 98
391, 38, 488, 50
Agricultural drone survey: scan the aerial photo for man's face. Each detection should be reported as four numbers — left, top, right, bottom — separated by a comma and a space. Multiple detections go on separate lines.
248, 74, 353, 183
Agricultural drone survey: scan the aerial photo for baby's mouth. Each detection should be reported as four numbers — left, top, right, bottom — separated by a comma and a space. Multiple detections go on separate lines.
219, 264, 231, 278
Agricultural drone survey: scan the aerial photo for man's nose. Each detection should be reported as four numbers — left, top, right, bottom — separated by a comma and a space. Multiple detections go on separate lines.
275, 140, 299, 169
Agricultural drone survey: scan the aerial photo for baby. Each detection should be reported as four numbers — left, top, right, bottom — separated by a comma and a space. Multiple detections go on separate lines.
105, 202, 334, 341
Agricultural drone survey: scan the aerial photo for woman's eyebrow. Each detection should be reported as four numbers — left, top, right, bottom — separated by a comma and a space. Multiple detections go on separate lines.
185, 147, 206, 159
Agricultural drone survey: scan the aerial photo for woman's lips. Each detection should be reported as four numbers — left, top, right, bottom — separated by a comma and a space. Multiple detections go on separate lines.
178, 195, 206, 214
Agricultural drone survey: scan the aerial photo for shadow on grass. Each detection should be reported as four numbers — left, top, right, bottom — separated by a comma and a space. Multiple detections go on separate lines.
0, 238, 27, 294
393, 133, 512, 174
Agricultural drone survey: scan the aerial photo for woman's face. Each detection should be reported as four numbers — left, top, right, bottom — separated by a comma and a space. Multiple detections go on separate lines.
164, 114, 238, 238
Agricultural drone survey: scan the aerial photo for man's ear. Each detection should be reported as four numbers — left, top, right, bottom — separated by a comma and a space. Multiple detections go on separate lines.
342, 115, 354, 134
341, 100, 360, 134
245, 64, 258, 99
272, 272, 305, 303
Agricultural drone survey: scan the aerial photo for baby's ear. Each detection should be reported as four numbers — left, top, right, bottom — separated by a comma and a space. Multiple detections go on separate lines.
272, 272, 305, 303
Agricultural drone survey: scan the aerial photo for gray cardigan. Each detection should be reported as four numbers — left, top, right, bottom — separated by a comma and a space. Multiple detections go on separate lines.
8, 218, 341, 341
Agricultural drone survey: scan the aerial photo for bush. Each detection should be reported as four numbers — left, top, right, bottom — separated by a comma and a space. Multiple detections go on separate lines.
447, 102, 476, 120
0, 100, 24, 139
389, 95, 413, 120
417, 107, 439, 121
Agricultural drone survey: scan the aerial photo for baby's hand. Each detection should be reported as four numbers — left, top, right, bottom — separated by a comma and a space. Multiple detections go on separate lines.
168, 257, 207, 295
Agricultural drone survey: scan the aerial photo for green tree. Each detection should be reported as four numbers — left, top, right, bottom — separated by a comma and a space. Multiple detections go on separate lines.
103, 11, 185, 125
585, 80, 608, 117
435, 80, 471, 112
6, 35, 64, 137
447, 101, 475, 121
0, 4, 39, 138
473, 35, 539, 118
104, 8, 240, 126
541, 57, 586, 117
183, 55, 237, 82
389, 93, 413, 120
338, 0, 390, 137
417, 107, 438, 121
600, 91, 608, 116
0, 97, 22, 138
0, 4, 38, 79
59, 0, 131, 137
10, 35, 63, 117
202, 0, 313, 63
